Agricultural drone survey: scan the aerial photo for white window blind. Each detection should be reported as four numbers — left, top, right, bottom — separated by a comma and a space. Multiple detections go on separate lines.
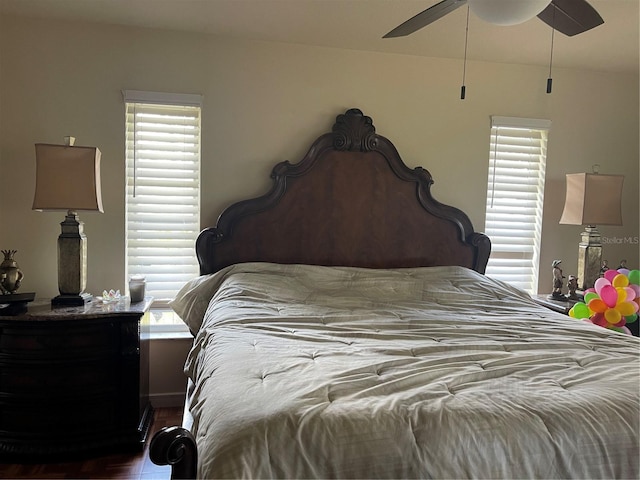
484, 116, 551, 294
124, 91, 202, 305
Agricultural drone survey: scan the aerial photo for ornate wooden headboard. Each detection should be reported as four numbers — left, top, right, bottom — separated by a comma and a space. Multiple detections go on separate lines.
196, 108, 490, 275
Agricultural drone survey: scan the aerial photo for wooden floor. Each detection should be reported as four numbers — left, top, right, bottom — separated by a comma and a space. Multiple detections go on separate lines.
0, 406, 183, 479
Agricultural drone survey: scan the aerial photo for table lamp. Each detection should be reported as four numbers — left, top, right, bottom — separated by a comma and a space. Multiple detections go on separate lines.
559, 169, 624, 291
32, 137, 103, 306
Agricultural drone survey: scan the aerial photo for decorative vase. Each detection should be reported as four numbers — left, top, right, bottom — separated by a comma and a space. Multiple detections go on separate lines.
0, 249, 24, 294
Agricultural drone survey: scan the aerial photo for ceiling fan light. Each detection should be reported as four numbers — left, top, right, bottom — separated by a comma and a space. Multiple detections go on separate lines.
468, 0, 552, 26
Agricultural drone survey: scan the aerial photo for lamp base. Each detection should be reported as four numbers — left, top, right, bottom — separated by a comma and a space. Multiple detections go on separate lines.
51, 292, 93, 307
0, 292, 36, 316
577, 225, 602, 291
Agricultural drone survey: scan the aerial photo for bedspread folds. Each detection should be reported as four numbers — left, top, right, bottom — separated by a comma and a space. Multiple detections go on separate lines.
171, 263, 640, 479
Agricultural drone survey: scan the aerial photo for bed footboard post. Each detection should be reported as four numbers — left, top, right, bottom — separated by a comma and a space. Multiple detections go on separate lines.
149, 426, 198, 480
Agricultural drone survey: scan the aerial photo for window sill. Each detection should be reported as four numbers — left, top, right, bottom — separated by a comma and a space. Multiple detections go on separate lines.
141, 308, 193, 340
143, 330, 194, 341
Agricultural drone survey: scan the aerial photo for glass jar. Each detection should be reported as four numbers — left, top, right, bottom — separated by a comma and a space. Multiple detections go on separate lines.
128, 275, 146, 303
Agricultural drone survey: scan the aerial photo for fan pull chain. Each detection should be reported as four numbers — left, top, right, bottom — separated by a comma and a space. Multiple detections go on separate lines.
460, 5, 470, 99
547, 6, 556, 94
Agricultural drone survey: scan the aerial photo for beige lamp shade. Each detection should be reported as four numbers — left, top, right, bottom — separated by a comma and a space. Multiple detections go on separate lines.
559, 173, 623, 226
33, 143, 104, 212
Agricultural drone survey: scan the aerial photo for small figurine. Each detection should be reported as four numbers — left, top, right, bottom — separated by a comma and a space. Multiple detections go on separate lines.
550, 259, 566, 300
600, 260, 609, 277
0, 250, 24, 294
567, 275, 579, 300
618, 259, 627, 270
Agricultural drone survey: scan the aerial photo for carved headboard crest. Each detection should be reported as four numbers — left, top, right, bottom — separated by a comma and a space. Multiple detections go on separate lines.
196, 108, 491, 275
332, 108, 378, 152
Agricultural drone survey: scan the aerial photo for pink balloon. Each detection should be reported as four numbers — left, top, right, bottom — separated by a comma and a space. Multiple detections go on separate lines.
604, 270, 618, 282
615, 317, 627, 327
600, 284, 618, 308
621, 326, 632, 335
623, 287, 637, 302
594, 277, 611, 295
631, 285, 640, 298
591, 313, 607, 327
585, 288, 596, 294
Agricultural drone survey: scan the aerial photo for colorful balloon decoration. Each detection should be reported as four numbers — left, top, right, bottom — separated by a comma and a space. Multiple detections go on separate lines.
569, 268, 640, 335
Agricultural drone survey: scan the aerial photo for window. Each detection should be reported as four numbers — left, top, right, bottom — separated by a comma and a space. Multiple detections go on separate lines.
123, 90, 202, 318
484, 116, 551, 294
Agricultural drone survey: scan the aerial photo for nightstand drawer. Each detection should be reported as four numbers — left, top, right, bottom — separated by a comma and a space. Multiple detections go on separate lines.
0, 397, 117, 433
0, 362, 116, 394
0, 323, 118, 357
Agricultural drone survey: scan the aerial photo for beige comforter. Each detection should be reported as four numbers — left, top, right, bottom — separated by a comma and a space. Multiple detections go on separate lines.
172, 263, 640, 479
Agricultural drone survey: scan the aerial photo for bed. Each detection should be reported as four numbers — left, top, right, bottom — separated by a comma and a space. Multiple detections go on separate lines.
149, 108, 639, 479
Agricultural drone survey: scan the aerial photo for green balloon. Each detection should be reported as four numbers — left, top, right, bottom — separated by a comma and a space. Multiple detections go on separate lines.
573, 302, 590, 319
628, 269, 640, 286
584, 292, 599, 303
625, 314, 638, 324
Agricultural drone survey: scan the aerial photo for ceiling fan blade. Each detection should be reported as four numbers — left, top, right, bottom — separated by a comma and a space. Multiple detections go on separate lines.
537, 0, 604, 36
383, 0, 467, 38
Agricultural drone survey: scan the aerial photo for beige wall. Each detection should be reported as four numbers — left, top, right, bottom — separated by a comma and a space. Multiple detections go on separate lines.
1, 15, 638, 402
148, 336, 192, 407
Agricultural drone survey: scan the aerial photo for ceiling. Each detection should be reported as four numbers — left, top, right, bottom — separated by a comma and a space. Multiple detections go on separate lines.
1, 0, 638, 74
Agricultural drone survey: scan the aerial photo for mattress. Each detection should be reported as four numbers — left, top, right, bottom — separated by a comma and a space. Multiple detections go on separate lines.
172, 263, 640, 479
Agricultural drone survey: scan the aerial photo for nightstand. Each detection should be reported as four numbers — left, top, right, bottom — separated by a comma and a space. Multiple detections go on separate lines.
531, 294, 578, 315
0, 297, 153, 461
532, 294, 639, 337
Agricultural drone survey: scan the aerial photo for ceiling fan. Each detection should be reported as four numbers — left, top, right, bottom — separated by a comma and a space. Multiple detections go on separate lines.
383, 0, 604, 38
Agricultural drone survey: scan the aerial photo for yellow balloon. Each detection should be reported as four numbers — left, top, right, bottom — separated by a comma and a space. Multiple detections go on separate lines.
612, 274, 629, 288
605, 308, 622, 325
616, 302, 637, 317
616, 287, 628, 302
